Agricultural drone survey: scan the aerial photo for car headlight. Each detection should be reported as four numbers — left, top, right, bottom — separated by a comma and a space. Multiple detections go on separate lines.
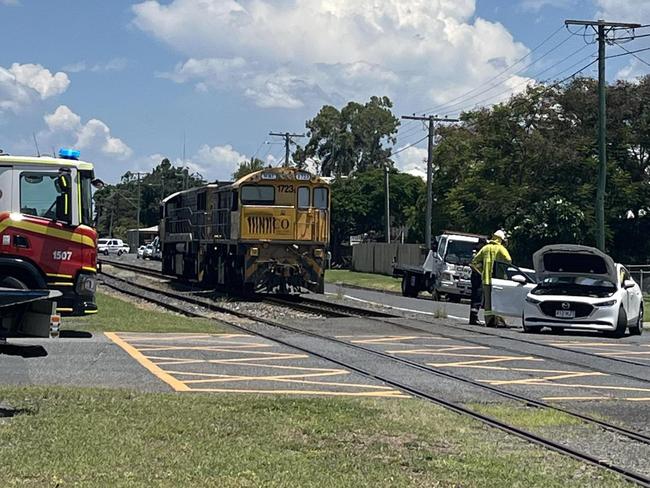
595, 299, 617, 307
525, 296, 541, 304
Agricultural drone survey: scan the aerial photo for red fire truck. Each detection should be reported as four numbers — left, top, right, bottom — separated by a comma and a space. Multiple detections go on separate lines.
0, 149, 100, 316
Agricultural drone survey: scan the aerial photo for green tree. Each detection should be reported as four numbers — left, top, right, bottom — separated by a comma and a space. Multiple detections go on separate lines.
94, 158, 205, 238
232, 157, 266, 180
302, 96, 400, 176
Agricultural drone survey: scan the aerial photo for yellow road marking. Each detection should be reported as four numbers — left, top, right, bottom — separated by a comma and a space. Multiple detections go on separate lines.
549, 342, 632, 347
120, 333, 250, 341
105, 332, 189, 391
350, 335, 444, 344
441, 365, 597, 374
599, 351, 650, 357
482, 372, 605, 386
427, 355, 542, 367
509, 382, 650, 393
542, 396, 613, 401
136, 344, 272, 352
180, 374, 396, 390
387, 346, 489, 354
187, 388, 410, 397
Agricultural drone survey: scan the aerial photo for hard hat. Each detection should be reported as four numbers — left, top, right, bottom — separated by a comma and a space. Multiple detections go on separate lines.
493, 230, 507, 241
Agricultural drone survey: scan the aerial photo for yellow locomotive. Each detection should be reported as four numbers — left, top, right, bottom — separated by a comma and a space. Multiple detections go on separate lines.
160, 167, 330, 293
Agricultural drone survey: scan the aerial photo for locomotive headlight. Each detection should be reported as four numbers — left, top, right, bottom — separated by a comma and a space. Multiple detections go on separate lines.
250, 247, 259, 256
314, 249, 324, 258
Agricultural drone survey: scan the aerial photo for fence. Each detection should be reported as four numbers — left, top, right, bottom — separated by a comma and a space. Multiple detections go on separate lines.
629, 265, 650, 295
352, 243, 427, 275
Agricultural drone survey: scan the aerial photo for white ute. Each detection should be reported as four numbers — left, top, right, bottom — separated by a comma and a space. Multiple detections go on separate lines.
491, 244, 644, 337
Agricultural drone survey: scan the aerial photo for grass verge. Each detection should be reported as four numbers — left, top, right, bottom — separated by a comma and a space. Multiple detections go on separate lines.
65, 289, 230, 334
0, 387, 630, 488
325, 269, 402, 293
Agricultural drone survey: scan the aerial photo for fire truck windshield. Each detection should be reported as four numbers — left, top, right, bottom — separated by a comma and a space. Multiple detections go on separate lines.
80, 171, 94, 226
20, 173, 61, 219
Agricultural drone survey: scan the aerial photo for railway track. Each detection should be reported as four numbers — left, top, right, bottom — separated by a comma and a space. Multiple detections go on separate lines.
98, 267, 650, 486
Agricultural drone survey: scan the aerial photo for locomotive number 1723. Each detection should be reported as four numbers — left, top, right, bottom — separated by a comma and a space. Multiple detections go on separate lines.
278, 185, 294, 193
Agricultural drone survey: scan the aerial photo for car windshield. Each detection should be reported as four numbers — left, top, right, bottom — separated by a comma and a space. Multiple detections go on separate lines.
445, 240, 479, 265
98, 239, 108, 245
532, 276, 616, 298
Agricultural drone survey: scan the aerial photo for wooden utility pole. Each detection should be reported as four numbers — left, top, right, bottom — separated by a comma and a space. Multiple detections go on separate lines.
401, 115, 459, 250
565, 19, 641, 251
269, 131, 305, 167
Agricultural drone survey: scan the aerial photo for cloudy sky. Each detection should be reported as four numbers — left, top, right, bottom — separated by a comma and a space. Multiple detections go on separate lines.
1, 0, 649, 182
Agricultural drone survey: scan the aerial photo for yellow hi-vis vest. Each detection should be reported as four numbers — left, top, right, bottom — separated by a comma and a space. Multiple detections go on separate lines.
471, 239, 512, 285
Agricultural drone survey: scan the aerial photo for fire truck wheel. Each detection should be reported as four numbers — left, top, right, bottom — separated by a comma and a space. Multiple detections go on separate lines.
0, 276, 28, 290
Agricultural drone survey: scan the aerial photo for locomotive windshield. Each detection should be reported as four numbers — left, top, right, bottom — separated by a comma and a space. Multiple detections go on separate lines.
241, 185, 275, 204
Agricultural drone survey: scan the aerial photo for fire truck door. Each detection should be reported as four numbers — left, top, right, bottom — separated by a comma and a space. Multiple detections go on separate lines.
0, 166, 13, 211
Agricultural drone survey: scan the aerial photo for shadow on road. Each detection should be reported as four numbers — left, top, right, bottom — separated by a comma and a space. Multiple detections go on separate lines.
59, 330, 93, 339
0, 343, 48, 358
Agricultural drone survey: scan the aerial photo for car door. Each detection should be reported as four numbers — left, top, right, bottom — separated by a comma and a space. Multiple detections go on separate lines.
621, 267, 641, 320
491, 261, 537, 318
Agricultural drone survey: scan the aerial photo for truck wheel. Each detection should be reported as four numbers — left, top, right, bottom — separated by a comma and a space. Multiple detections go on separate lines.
401, 276, 412, 297
0, 276, 28, 289
448, 294, 461, 303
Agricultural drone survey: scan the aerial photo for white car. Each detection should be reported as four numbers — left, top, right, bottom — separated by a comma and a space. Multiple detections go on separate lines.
98, 238, 130, 256
136, 245, 147, 259
490, 244, 644, 337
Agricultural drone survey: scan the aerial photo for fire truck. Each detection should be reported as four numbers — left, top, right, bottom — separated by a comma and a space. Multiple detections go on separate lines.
0, 149, 100, 316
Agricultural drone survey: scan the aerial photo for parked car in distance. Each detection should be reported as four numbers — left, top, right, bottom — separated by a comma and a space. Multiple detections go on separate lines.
490, 244, 644, 337
143, 244, 154, 259
136, 245, 147, 259
97, 238, 130, 256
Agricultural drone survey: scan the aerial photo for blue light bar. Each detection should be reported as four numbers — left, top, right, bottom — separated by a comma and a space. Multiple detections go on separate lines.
58, 148, 80, 160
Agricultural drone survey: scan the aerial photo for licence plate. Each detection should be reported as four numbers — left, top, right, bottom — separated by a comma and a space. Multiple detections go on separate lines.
555, 310, 575, 319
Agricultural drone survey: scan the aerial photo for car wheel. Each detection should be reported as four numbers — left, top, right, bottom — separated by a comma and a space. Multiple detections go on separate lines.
117, 250, 123, 256
103, 249, 109, 256
608, 306, 627, 338
522, 315, 541, 333
629, 306, 644, 336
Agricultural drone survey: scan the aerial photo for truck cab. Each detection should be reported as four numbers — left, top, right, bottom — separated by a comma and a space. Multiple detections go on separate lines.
393, 231, 486, 301
0, 150, 100, 316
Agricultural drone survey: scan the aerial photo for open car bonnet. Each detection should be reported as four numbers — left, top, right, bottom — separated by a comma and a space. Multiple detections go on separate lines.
532, 244, 618, 283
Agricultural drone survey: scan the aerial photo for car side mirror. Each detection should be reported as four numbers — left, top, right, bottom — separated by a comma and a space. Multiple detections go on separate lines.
512, 274, 527, 285
624, 279, 636, 289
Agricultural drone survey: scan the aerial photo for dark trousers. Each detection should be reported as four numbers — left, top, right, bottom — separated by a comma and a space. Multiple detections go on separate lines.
470, 270, 483, 313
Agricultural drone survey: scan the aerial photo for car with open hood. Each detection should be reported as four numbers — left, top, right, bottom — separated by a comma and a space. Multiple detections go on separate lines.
489, 245, 644, 337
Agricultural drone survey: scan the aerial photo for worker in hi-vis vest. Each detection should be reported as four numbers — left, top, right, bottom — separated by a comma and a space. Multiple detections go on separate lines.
470, 230, 511, 327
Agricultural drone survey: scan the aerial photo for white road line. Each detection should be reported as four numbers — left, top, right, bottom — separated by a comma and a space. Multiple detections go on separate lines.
325, 292, 469, 322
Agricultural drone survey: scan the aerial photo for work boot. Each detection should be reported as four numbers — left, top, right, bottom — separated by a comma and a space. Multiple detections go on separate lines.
469, 311, 483, 326
495, 316, 508, 328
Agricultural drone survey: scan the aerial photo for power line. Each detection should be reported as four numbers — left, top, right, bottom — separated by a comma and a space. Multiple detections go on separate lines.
269, 131, 305, 168
605, 45, 650, 60
426, 33, 578, 116
615, 43, 650, 68
391, 134, 429, 156
415, 24, 566, 116
451, 45, 595, 115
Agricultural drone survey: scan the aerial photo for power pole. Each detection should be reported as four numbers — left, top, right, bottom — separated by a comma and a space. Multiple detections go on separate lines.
565, 19, 641, 251
384, 163, 391, 243
401, 115, 459, 250
132, 172, 148, 245
269, 131, 305, 167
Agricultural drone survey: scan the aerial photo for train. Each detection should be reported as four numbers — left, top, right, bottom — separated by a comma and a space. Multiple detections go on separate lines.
0, 149, 99, 316
160, 167, 330, 294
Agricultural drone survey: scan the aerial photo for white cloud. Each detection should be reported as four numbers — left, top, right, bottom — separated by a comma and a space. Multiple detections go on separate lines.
520, 0, 576, 12
133, 0, 530, 110
43, 105, 133, 159
616, 58, 648, 81
596, 0, 650, 22
63, 58, 128, 74
0, 63, 69, 113
393, 145, 428, 180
